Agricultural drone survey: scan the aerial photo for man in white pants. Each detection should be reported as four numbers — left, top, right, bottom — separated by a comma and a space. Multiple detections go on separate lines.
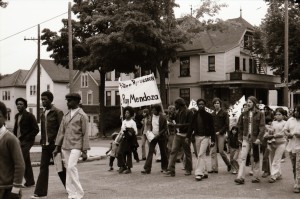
53, 93, 90, 199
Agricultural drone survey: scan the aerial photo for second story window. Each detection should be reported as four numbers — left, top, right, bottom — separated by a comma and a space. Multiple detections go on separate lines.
249, 58, 253, 74
30, 85, 36, 96
243, 58, 246, 71
2, 91, 10, 101
81, 74, 88, 88
106, 72, 111, 81
179, 88, 190, 105
106, 91, 111, 106
208, 56, 215, 72
115, 70, 120, 81
87, 91, 93, 105
180, 57, 190, 77
235, 57, 240, 71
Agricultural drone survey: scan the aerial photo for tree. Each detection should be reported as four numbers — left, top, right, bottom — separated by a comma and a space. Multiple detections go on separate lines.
0, 0, 7, 8
260, 0, 300, 90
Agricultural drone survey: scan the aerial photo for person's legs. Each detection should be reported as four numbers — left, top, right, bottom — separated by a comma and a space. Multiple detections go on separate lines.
34, 145, 53, 196
210, 138, 218, 172
236, 140, 250, 180
182, 138, 193, 173
195, 136, 209, 177
21, 142, 35, 186
158, 138, 168, 171
141, 134, 147, 159
166, 135, 182, 174
62, 149, 83, 199
270, 144, 285, 180
218, 134, 231, 170
144, 139, 158, 172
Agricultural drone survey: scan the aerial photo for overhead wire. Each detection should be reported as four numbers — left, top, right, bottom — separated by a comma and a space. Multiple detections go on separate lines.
0, 12, 67, 42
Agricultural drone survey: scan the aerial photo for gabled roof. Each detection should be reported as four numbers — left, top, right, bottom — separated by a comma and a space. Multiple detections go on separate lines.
179, 17, 254, 54
24, 59, 77, 83
0, 69, 28, 88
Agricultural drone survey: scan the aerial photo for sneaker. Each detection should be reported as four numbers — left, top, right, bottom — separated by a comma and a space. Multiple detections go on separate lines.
184, 171, 192, 176
234, 178, 245, 185
31, 194, 47, 198
249, 171, 253, 176
108, 167, 114, 171
262, 172, 270, 178
118, 167, 126, 174
251, 178, 260, 183
232, 170, 238, 175
164, 171, 175, 177
124, 169, 132, 174
269, 178, 276, 183
294, 186, 300, 193
195, 175, 202, 181
202, 174, 208, 179
208, 170, 218, 174
141, 170, 151, 174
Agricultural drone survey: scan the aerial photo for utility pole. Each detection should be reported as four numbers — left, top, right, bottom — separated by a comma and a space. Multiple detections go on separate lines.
68, 2, 73, 93
284, 0, 289, 107
24, 24, 41, 123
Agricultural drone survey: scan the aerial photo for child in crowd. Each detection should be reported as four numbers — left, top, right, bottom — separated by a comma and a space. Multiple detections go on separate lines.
265, 108, 287, 183
228, 126, 240, 174
106, 132, 120, 171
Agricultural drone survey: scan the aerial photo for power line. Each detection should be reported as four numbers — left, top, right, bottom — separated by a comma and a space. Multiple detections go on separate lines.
0, 12, 68, 42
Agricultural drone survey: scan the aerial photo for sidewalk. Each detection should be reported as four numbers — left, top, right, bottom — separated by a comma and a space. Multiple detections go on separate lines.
30, 146, 108, 167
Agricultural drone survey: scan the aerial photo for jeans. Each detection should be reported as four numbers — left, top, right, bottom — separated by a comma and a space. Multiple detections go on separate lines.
210, 134, 230, 171
230, 148, 240, 173
167, 135, 192, 173
167, 134, 183, 160
269, 143, 285, 179
62, 149, 84, 199
34, 144, 66, 196
144, 137, 168, 171
117, 139, 132, 169
21, 141, 35, 186
237, 139, 260, 180
262, 144, 270, 173
194, 136, 210, 176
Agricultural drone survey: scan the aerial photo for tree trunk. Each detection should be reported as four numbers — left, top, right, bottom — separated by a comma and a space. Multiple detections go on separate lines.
98, 69, 106, 137
159, 59, 168, 109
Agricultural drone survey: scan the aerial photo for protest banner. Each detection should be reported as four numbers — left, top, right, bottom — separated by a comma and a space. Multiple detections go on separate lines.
188, 99, 214, 114
118, 74, 162, 108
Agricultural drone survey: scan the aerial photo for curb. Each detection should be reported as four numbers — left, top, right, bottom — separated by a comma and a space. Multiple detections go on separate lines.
31, 155, 107, 167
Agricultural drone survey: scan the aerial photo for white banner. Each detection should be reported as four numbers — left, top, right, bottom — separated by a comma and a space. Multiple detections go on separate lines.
118, 74, 162, 108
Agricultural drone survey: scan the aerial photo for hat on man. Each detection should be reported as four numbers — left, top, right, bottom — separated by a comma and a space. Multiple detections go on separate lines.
15, 97, 28, 108
65, 93, 81, 101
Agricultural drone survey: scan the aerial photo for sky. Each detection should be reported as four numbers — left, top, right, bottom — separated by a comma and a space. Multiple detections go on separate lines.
0, 0, 269, 75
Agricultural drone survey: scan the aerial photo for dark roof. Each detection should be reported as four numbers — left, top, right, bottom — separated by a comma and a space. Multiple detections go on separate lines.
0, 69, 28, 88
40, 59, 77, 83
179, 17, 254, 54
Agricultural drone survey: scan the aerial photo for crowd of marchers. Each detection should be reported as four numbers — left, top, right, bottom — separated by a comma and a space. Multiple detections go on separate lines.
1, 93, 300, 199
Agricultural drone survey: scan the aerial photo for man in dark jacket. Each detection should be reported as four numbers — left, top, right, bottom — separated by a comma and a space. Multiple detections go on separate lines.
31, 91, 66, 198
164, 98, 193, 177
187, 98, 215, 181
13, 97, 39, 187
209, 98, 231, 173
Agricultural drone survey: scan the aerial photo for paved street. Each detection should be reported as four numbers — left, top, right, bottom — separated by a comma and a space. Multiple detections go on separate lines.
23, 139, 299, 199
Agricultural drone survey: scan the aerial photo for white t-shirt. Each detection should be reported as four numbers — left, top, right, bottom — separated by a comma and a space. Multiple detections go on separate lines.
152, 115, 159, 136
121, 119, 138, 135
284, 117, 300, 152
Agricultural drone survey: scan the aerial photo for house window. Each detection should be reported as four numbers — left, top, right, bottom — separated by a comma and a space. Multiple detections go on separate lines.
93, 116, 98, 123
30, 85, 36, 96
244, 34, 253, 50
235, 57, 240, 71
87, 91, 93, 105
115, 70, 120, 81
47, 84, 50, 91
106, 91, 111, 106
243, 58, 246, 71
2, 91, 10, 101
180, 57, 190, 77
106, 72, 111, 81
179, 88, 190, 105
81, 74, 88, 88
249, 58, 253, 74
115, 91, 120, 106
208, 56, 215, 72
6, 108, 11, 121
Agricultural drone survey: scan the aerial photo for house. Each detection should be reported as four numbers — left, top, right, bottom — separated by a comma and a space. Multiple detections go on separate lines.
23, 59, 77, 120
0, 69, 28, 130
167, 16, 281, 107
71, 69, 134, 136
